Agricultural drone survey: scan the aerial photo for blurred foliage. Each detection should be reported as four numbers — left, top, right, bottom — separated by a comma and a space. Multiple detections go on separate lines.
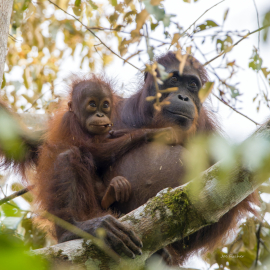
1, 0, 269, 113
1, 0, 270, 269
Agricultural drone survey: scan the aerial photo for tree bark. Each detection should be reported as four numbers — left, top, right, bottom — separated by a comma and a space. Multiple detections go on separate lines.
32, 120, 270, 269
0, 0, 13, 87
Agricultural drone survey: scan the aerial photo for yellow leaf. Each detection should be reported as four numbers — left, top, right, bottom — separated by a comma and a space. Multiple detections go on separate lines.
171, 33, 181, 45
135, 9, 149, 31
146, 96, 156, 101
199, 82, 215, 103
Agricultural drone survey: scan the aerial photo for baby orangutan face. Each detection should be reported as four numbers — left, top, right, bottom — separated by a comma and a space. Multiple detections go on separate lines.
70, 81, 113, 135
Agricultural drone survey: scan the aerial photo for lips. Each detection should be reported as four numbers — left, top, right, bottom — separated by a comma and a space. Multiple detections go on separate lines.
165, 109, 194, 120
89, 124, 112, 128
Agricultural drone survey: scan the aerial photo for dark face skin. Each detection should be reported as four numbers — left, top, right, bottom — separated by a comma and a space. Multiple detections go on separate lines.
156, 66, 202, 130
70, 81, 113, 135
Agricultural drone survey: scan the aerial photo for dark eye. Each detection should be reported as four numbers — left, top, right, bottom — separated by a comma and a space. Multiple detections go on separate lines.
169, 76, 178, 84
188, 80, 197, 88
89, 101, 96, 107
103, 101, 110, 108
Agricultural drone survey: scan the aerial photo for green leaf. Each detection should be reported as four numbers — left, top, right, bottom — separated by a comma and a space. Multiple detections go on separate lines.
1, 73, 6, 89
248, 49, 263, 71
1, 201, 21, 218
151, 22, 159, 30
75, 0, 81, 7
263, 10, 270, 41
196, 20, 219, 32
22, 0, 31, 11
223, 8, 229, 22
228, 85, 240, 98
143, 0, 165, 21
0, 107, 26, 160
89, 0, 98, 10
163, 14, 176, 28
111, 0, 117, 6
73, 6, 82, 16
0, 234, 48, 270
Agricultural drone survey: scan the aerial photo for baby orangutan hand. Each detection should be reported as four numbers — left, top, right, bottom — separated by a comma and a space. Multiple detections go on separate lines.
101, 176, 131, 209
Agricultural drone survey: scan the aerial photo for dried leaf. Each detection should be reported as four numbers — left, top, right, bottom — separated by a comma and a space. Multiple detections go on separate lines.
171, 33, 181, 45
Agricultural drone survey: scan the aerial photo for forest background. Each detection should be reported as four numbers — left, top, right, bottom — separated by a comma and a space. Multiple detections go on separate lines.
0, 0, 270, 269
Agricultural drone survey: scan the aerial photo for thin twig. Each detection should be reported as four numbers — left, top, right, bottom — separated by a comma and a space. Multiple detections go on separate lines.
212, 93, 260, 125
0, 185, 34, 206
47, 0, 141, 72
8, 34, 22, 43
204, 24, 270, 66
24, 89, 51, 112
252, 0, 260, 51
182, 0, 225, 35
255, 222, 262, 267
89, 26, 170, 44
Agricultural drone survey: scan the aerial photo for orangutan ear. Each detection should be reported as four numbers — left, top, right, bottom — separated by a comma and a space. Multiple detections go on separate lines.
68, 101, 72, 111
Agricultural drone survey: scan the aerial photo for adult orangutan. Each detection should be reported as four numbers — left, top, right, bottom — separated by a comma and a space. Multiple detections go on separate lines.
102, 52, 258, 264
33, 74, 177, 258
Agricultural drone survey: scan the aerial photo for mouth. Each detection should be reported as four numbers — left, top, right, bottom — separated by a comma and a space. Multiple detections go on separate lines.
165, 110, 193, 120
89, 124, 113, 128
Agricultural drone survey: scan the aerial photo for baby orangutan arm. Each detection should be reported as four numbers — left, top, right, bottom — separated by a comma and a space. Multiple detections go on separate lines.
101, 176, 131, 209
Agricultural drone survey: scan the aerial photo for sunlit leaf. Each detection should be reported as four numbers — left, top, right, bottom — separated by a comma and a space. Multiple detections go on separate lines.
196, 20, 219, 32
1, 201, 21, 218
199, 82, 214, 103
88, 0, 98, 10
249, 48, 263, 71
1, 73, 6, 89
223, 8, 229, 22
171, 33, 181, 45
151, 22, 159, 30
111, 0, 117, 6
22, 0, 31, 11
263, 10, 270, 41
75, 0, 81, 7
0, 234, 47, 269
146, 96, 156, 101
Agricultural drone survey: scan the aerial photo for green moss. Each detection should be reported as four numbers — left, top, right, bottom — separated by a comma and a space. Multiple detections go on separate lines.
121, 215, 140, 224
143, 187, 201, 243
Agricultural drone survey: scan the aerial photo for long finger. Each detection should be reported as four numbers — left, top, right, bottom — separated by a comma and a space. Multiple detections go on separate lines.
111, 218, 143, 248
107, 223, 142, 256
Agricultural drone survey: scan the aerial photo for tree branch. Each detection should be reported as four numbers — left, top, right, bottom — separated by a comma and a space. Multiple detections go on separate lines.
0, 185, 34, 206
0, 0, 14, 87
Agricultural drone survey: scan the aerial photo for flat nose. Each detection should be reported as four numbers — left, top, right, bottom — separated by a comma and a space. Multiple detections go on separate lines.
96, 113, 104, 117
178, 94, 189, 102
